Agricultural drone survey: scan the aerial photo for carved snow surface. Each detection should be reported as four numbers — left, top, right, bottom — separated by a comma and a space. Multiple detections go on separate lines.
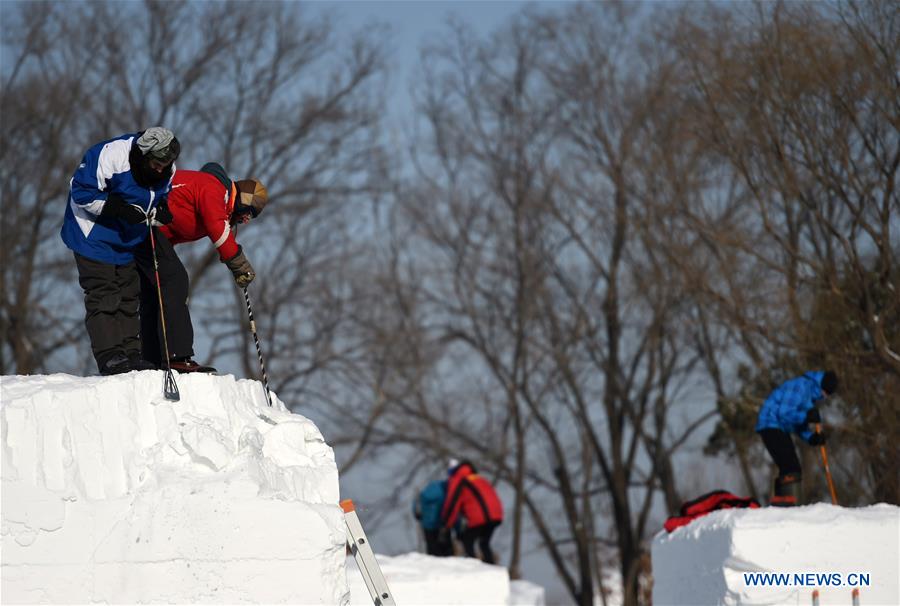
1, 372, 346, 604
652, 503, 900, 606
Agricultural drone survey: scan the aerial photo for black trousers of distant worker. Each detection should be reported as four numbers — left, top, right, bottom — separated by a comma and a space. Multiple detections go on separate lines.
460, 521, 500, 564
424, 528, 453, 557
133, 229, 194, 365
74, 253, 141, 371
759, 428, 802, 478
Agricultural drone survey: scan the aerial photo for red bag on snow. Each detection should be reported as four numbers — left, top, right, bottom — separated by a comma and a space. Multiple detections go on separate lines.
664, 490, 760, 533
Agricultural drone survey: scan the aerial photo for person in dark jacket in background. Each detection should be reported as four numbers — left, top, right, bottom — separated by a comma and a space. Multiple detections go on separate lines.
440, 459, 503, 564
413, 478, 453, 556
133, 163, 267, 372
756, 370, 839, 506
60, 128, 179, 375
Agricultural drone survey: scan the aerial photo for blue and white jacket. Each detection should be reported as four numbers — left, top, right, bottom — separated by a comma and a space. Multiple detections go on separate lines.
755, 371, 826, 442
60, 133, 173, 264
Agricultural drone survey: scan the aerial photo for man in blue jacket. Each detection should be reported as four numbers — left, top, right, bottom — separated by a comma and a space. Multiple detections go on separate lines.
61, 128, 179, 375
756, 370, 838, 506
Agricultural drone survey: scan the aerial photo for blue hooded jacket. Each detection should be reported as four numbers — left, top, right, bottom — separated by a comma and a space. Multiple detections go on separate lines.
755, 371, 826, 442
60, 133, 173, 264
413, 480, 447, 531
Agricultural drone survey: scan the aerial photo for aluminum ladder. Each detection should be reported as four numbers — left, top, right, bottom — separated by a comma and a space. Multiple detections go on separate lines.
342, 499, 396, 606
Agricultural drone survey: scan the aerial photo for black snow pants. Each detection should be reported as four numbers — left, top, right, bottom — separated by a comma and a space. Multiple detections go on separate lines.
133, 228, 194, 366
759, 428, 802, 478
74, 252, 141, 371
423, 528, 454, 557
460, 521, 500, 564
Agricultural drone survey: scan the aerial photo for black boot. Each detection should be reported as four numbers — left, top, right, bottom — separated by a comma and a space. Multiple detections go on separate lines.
99, 352, 132, 376
127, 352, 158, 372
100, 352, 159, 375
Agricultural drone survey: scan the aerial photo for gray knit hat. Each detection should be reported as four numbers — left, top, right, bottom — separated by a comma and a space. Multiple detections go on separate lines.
136, 127, 180, 163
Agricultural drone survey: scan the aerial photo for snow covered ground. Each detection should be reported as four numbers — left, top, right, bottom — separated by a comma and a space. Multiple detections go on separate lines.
7, 372, 897, 606
347, 552, 545, 605
0, 372, 544, 604
653, 503, 900, 606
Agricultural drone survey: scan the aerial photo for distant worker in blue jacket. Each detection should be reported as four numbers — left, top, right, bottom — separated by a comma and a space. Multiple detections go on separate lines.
61, 128, 180, 375
756, 370, 838, 506
413, 479, 453, 556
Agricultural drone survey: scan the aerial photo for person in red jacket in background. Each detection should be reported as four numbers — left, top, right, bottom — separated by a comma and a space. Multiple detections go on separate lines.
440, 459, 504, 564
133, 163, 268, 372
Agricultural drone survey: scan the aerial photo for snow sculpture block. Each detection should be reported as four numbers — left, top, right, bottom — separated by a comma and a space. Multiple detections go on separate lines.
346, 552, 544, 605
1, 372, 346, 604
652, 503, 900, 606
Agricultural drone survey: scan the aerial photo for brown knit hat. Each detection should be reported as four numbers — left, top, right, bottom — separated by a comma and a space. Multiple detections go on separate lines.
234, 179, 268, 216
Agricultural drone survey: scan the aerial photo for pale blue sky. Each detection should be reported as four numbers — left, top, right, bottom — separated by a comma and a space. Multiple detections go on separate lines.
323, 0, 539, 46
310, 1, 557, 122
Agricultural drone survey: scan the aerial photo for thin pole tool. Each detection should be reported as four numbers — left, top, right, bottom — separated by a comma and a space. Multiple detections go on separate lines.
815, 422, 838, 505
243, 285, 273, 407
149, 223, 179, 401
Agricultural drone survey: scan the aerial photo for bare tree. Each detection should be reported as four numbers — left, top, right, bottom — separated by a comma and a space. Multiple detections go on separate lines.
665, 0, 900, 503
535, 6, 714, 603
0, 1, 389, 385
1, 3, 103, 373
343, 7, 715, 605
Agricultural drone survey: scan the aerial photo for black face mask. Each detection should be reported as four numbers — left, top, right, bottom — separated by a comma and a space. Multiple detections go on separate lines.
129, 144, 173, 188
229, 202, 257, 225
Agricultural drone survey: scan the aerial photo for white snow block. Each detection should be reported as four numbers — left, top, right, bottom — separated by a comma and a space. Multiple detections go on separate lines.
346, 553, 528, 605
509, 579, 547, 606
652, 503, 900, 606
1, 372, 347, 604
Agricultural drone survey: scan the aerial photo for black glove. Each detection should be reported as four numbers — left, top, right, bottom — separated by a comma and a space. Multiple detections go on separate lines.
100, 193, 147, 224
224, 246, 255, 287
805, 407, 821, 424
151, 200, 173, 226
808, 432, 827, 446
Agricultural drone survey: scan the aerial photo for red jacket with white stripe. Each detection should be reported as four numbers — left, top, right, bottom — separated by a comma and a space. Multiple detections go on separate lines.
440, 463, 504, 530
158, 170, 238, 261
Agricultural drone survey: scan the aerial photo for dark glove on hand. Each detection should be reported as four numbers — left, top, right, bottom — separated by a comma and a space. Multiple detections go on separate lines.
224, 246, 255, 287
100, 194, 147, 224
805, 407, 821, 424
151, 200, 173, 226
808, 432, 827, 446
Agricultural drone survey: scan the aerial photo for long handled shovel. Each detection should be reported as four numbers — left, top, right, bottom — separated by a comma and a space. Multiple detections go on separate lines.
148, 221, 179, 401
814, 422, 838, 504
242, 285, 273, 408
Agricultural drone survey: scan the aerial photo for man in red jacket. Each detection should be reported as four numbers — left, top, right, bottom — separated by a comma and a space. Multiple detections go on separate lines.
134, 163, 268, 372
440, 459, 504, 564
